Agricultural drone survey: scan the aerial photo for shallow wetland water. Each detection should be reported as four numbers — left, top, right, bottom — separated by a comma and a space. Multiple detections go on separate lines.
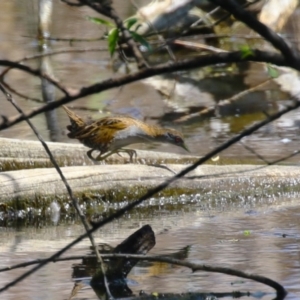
0, 194, 299, 299
0, 1, 300, 299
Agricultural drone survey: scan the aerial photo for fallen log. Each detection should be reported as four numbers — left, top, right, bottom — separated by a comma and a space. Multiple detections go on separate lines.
0, 137, 197, 171
1, 163, 300, 203
1, 138, 300, 208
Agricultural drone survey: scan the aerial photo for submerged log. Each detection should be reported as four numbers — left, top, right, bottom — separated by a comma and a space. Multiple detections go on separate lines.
72, 225, 156, 279
70, 224, 156, 299
70, 225, 192, 299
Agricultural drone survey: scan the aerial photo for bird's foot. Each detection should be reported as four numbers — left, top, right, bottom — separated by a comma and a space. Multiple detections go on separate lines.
86, 149, 113, 162
86, 148, 137, 163
87, 149, 99, 161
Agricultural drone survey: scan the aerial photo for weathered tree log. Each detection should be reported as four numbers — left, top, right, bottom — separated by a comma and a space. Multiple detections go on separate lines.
1, 163, 300, 203
70, 224, 155, 299
0, 137, 197, 171
1, 138, 300, 205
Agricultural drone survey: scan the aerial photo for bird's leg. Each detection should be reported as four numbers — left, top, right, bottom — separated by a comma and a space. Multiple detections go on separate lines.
115, 149, 137, 163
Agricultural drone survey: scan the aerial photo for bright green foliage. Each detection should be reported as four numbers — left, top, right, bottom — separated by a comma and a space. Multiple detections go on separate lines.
124, 17, 138, 30
239, 45, 254, 59
130, 32, 152, 51
87, 15, 151, 56
86, 16, 114, 27
108, 28, 119, 56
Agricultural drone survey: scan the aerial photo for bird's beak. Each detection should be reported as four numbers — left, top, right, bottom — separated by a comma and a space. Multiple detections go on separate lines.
182, 143, 190, 152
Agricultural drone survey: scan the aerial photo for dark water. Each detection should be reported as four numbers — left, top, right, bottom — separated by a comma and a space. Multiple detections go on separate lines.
0, 1, 300, 299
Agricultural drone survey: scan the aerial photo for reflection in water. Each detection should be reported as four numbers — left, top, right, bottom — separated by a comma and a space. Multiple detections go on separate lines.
40, 52, 61, 141
38, 0, 61, 141
49, 201, 60, 225
0, 199, 299, 299
0, 2, 300, 299
1, 1, 300, 161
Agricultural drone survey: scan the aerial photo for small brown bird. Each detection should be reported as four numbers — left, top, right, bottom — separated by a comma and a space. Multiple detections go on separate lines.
63, 105, 189, 162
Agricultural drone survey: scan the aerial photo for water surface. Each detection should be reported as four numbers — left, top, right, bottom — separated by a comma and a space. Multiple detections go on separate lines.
0, 1, 300, 299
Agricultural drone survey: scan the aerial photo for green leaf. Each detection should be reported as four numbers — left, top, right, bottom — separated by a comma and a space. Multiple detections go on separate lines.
267, 64, 279, 78
239, 45, 254, 59
125, 17, 138, 30
130, 31, 152, 52
108, 28, 119, 56
86, 16, 114, 27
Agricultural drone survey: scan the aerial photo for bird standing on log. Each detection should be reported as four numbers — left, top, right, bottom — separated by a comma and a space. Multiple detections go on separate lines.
63, 105, 189, 162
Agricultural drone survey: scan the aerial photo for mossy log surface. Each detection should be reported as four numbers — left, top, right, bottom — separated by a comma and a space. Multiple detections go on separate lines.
1, 138, 300, 204
1, 162, 300, 202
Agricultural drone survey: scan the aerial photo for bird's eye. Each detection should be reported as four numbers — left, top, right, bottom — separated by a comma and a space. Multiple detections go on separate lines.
167, 132, 182, 144
174, 136, 182, 144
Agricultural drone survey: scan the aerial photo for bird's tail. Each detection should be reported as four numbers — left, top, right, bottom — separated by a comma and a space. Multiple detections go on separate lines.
62, 105, 86, 138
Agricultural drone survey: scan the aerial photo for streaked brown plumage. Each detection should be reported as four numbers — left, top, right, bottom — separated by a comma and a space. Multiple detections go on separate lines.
63, 105, 189, 162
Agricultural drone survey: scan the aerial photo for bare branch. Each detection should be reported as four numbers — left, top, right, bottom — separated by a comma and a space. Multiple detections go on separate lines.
0, 252, 287, 299
239, 140, 270, 164
98, 254, 288, 299
0, 256, 85, 273
0, 60, 70, 96
0, 50, 289, 131
176, 78, 272, 123
210, 0, 300, 67
0, 47, 107, 103
61, 0, 83, 7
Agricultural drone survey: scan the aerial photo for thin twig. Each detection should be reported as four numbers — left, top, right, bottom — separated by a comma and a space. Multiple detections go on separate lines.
0, 47, 108, 103
0, 80, 43, 103
185, 148, 300, 181
22, 35, 105, 42
0, 252, 287, 299
105, 254, 287, 299
211, 0, 300, 67
0, 47, 108, 79
239, 140, 270, 164
131, 0, 177, 61
101, 254, 288, 299
150, 0, 262, 52
0, 84, 112, 299
175, 78, 272, 122
0, 256, 86, 273
0, 60, 70, 96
